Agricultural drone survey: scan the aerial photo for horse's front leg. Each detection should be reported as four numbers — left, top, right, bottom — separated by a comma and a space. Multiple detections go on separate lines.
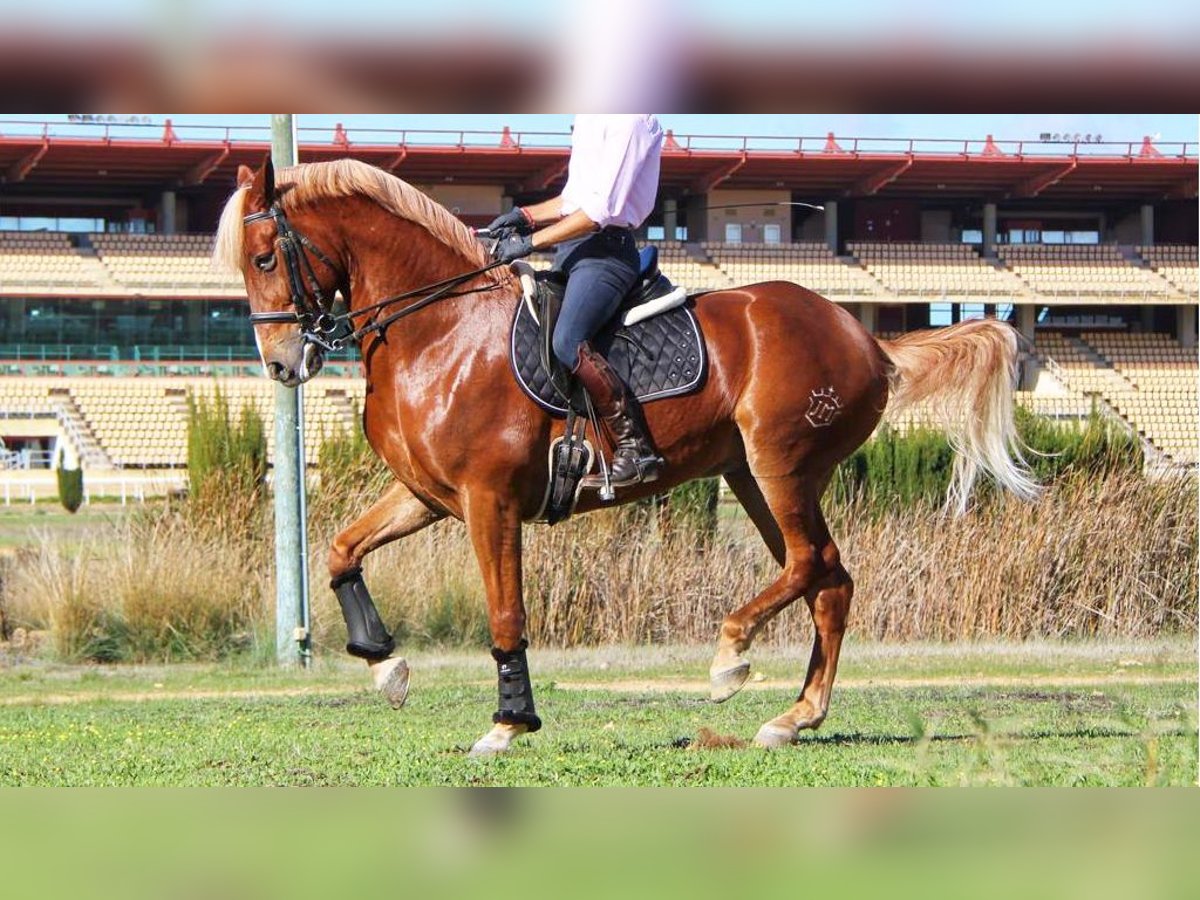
462, 490, 538, 756
328, 481, 444, 708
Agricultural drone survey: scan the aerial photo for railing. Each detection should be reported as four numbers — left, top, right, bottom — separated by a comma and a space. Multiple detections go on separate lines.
1, 119, 1195, 161
53, 402, 109, 469
0, 344, 356, 364
0, 449, 54, 470
0, 359, 361, 378
0, 473, 188, 505
0, 405, 108, 468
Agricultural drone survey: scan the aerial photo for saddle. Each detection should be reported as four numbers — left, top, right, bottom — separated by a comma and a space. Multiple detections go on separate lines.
508, 247, 707, 524
509, 247, 702, 416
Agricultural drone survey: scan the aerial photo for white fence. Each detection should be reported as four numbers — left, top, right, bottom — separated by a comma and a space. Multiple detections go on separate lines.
0, 473, 187, 506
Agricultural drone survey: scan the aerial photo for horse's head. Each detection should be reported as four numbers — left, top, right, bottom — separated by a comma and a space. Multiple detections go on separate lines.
222, 159, 344, 387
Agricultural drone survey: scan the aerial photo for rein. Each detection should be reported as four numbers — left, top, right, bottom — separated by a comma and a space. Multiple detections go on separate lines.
245, 204, 505, 352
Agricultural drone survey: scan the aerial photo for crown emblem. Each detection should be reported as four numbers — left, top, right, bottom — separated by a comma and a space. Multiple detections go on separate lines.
805, 386, 844, 428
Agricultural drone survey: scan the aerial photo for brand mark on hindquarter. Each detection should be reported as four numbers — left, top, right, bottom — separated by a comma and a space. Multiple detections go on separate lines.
805, 386, 844, 428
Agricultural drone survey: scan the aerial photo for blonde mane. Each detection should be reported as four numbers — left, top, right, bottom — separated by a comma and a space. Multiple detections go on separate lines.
214, 159, 491, 273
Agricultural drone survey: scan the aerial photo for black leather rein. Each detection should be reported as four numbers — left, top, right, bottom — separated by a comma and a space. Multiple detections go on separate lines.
244, 204, 505, 353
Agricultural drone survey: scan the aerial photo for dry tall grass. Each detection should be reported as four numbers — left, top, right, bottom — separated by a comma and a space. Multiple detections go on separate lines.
1, 472, 1194, 661
1, 506, 269, 662
312, 472, 1195, 651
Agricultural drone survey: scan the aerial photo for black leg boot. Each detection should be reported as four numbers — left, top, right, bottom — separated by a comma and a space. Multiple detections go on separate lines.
573, 342, 663, 488
491, 640, 542, 732
331, 568, 395, 661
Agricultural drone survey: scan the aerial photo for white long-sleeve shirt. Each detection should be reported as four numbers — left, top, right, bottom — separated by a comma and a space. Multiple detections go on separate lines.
560, 115, 663, 229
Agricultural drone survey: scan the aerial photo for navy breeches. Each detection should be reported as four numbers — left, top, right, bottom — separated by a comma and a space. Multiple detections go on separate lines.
551, 227, 640, 370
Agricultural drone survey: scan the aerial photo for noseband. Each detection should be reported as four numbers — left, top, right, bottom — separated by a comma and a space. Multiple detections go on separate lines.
245, 206, 344, 350
244, 204, 504, 353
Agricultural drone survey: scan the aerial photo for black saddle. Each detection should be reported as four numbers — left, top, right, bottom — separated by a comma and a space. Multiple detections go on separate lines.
509, 248, 706, 417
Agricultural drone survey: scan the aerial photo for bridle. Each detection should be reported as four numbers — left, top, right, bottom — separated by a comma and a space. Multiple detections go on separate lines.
244, 204, 505, 353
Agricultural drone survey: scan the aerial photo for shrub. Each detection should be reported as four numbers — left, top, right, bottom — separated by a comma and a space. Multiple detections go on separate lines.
56, 464, 84, 514
185, 386, 268, 538
833, 408, 1145, 512
308, 414, 390, 531
656, 477, 721, 545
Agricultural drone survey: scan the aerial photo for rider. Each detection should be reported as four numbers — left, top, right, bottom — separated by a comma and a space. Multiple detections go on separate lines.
488, 114, 664, 489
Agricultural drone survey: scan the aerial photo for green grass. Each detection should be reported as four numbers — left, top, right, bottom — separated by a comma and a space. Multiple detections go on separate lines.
0, 641, 1194, 786
0, 502, 129, 550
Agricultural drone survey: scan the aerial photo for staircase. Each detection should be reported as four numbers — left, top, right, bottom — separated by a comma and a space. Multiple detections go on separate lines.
46, 391, 112, 469
72, 235, 120, 293
1119, 245, 1148, 267
1070, 335, 1138, 390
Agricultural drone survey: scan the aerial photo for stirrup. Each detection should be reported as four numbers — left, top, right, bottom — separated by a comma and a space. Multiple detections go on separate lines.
582, 452, 663, 491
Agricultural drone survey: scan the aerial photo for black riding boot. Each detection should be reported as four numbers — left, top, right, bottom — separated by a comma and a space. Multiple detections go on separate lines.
573, 342, 662, 488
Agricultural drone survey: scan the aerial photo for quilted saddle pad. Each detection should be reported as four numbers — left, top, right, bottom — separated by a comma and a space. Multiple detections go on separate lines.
509, 299, 707, 416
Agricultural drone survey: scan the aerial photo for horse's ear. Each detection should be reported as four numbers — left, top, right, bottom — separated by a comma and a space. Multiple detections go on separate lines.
260, 156, 276, 205
240, 156, 276, 206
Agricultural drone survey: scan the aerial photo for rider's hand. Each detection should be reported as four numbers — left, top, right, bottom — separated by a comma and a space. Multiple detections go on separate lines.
491, 233, 535, 264
486, 207, 535, 237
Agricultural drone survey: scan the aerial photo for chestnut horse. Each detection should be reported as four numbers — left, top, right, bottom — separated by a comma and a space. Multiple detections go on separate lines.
216, 158, 1037, 754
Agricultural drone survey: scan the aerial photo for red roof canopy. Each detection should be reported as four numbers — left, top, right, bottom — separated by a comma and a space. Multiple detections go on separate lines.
0, 122, 1195, 204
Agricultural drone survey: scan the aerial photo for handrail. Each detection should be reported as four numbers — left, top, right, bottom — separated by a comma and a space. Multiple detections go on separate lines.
0, 403, 109, 469
53, 401, 110, 469
0, 119, 1195, 160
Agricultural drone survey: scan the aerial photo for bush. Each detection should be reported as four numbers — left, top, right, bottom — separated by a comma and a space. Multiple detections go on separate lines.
656, 478, 721, 545
1, 407, 1189, 661
1016, 405, 1143, 481
833, 408, 1145, 512
308, 414, 390, 531
185, 386, 268, 537
56, 464, 84, 514
1, 508, 267, 663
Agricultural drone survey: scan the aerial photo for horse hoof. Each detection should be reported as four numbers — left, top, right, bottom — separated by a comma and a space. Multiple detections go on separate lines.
753, 721, 796, 749
468, 722, 528, 757
709, 661, 751, 703
369, 657, 410, 710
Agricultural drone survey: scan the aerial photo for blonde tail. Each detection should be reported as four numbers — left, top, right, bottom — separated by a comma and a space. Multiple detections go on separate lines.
878, 319, 1040, 514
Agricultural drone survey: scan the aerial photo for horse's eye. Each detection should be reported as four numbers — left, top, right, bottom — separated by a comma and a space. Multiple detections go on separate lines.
253, 252, 277, 272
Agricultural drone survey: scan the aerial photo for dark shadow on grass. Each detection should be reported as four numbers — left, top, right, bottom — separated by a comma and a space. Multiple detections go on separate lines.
799, 726, 1165, 747
668, 726, 1170, 750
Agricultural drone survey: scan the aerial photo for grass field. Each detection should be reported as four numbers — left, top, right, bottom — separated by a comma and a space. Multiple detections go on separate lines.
1, 639, 1194, 786
0, 501, 129, 551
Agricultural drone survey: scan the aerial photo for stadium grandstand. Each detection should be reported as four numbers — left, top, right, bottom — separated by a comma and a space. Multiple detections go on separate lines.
0, 119, 1195, 501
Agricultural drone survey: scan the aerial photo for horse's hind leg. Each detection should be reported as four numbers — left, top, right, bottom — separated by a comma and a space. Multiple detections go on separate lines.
710, 472, 855, 746
755, 561, 853, 748
329, 482, 444, 708
709, 467, 786, 701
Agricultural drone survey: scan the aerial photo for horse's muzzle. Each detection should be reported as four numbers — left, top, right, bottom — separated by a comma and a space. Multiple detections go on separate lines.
265, 342, 323, 387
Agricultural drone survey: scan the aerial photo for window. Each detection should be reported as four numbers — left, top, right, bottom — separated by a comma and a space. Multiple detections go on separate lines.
646, 225, 665, 241
0, 215, 105, 232
961, 229, 983, 244
724, 223, 742, 244
763, 223, 782, 245
674, 225, 688, 241
1006, 228, 1041, 245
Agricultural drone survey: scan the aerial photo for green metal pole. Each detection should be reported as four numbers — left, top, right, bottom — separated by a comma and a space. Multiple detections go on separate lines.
270, 114, 311, 668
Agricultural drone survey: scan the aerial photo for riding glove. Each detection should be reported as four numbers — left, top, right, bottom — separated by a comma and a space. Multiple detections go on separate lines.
491, 233, 535, 264
486, 207, 535, 236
